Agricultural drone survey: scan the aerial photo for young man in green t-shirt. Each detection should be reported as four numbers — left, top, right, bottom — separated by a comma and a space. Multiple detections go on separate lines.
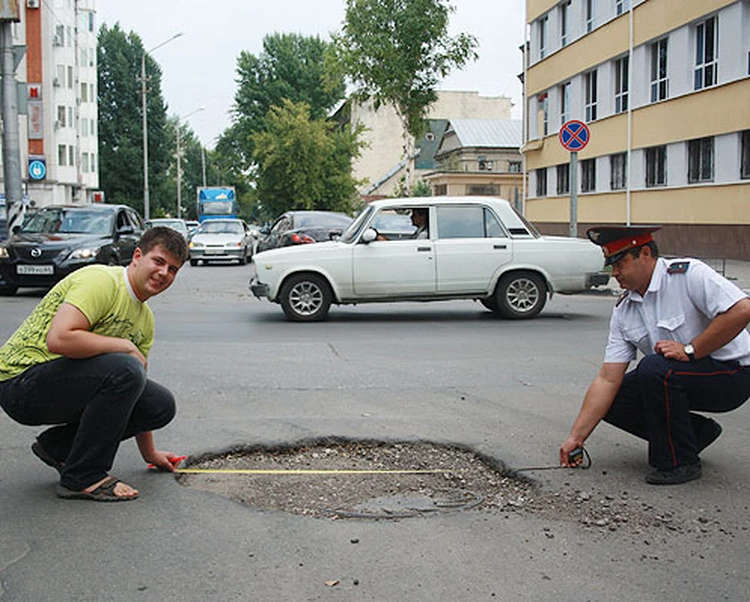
0, 226, 188, 501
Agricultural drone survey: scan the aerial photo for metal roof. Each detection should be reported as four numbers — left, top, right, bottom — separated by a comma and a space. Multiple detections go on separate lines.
444, 119, 522, 149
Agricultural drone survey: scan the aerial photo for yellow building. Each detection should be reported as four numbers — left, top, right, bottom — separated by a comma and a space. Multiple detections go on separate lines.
522, 0, 750, 259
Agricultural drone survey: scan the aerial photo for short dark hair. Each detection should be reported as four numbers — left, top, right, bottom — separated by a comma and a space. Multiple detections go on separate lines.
138, 226, 188, 263
629, 241, 659, 260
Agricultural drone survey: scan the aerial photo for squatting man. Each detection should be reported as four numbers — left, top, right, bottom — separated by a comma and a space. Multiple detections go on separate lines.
560, 226, 750, 485
0, 226, 188, 502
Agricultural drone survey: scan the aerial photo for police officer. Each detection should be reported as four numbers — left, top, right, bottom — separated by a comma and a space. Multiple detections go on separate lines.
560, 226, 750, 484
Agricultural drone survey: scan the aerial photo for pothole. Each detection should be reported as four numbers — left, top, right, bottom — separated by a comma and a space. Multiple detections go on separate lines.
177, 439, 533, 519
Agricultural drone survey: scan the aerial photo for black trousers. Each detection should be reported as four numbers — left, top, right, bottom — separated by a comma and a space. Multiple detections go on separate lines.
603, 354, 750, 469
0, 353, 176, 490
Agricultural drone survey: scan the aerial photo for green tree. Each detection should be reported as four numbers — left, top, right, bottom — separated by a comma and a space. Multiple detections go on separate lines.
252, 100, 363, 218
216, 33, 346, 171
97, 24, 170, 214
330, 0, 478, 191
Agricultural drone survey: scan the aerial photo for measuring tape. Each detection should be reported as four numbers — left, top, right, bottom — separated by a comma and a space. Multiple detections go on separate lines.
176, 468, 449, 475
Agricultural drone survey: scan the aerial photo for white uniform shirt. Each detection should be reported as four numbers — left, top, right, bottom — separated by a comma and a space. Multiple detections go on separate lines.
604, 257, 750, 366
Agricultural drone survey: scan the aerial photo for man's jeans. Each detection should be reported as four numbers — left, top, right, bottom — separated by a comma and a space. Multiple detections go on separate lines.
0, 353, 176, 491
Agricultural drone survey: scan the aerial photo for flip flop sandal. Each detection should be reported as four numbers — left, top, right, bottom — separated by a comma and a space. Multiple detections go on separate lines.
32, 441, 65, 474
56, 476, 139, 502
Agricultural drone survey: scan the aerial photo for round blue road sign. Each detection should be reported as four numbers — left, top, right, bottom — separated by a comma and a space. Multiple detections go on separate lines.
559, 120, 591, 152
28, 159, 46, 180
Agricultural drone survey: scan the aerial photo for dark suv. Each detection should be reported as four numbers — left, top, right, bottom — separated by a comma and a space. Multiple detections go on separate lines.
0, 204, 144, 295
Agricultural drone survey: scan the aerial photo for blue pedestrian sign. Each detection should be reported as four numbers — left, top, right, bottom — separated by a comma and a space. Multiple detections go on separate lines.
559, 120, 591, 152
28, 157, 46, 180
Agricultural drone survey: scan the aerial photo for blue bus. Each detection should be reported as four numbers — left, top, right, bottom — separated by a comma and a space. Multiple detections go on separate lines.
197, 187, 238, 222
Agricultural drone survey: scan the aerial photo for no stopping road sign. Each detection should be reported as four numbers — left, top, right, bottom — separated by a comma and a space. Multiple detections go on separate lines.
559, 120, 591, 152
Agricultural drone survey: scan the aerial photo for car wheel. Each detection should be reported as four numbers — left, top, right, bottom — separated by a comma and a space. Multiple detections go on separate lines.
479, 297, 498, 312
0, 283, 18, 296
190, 259, 198, 267
495, 271, 546, 319
279, 273, 332, 322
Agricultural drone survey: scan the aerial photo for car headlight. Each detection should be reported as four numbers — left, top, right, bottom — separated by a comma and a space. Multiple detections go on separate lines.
0, 246, 8, 259
189, 241, 203, 248
225, 241, 242, 248
70, 247, 100, 260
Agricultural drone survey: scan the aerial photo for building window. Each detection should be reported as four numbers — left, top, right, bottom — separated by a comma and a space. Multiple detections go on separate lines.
69, 146, 75, 167
581, 159, 596, 192
650, 38, 668, 102
68, 107, 73, 127
538, 92, 549, 136
585, 0, 596, 32
81, 82, 88, 102
58, 145, 66, 166
82, 152, 89, 173
687, 137, 714, 183
536, 168, 548, 197
538, 14, 549, 59
614, 55, 629, 113
645, 145, 667, 187
433, 184, 447, 196
742, 131, 750, 179
557, 164, 570, 195
584, 70, 598, 122
559, 1, 570, 47
695, 16, 718, 91
560, 81, 571, 126
56, 105, 66, 128
54, 24, 64, 46
610, 153, 627, 190
67, 66, 73, 88
616, 0, 630, 15
468, 184, 499, 196
508, 161, 522, 173
88, 11, 95, 32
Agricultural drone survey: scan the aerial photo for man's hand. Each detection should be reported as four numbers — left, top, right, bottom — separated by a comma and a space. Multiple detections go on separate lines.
559, 436, 584, 467
654, 340, 690, 361
143, 450, 183, 472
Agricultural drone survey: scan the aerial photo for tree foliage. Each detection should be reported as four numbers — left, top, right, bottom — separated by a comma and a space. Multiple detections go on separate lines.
329, 0, 478, 189
216, 33, 346, 171
252, 100, 364, 219
97, 24, 170, 214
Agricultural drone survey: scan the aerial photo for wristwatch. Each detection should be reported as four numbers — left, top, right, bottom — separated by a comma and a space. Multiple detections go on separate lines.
684, 343, 696, 361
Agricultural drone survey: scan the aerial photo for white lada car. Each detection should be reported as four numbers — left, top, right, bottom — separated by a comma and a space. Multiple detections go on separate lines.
249, 197, 606, 322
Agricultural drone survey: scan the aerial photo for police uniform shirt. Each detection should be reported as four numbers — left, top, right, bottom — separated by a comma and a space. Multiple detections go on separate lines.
604, 257, 750, 366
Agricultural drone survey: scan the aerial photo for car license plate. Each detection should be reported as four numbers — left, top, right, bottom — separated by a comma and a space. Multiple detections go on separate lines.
205, 249, 223, 255
17, 264, 54, 275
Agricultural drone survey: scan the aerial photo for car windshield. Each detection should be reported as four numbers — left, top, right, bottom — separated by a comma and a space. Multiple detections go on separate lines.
21, 209, 113, 235
148, 220, 188, 234
339, 205, 374, 243
294, 213, 352, 229
198, 221, 243, 235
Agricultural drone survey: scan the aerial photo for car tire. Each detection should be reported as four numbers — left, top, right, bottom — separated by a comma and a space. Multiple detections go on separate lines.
479, 297, 498, 312
239, 248, 248, 265
495, 271, 546, 319
279, 273, 332, 322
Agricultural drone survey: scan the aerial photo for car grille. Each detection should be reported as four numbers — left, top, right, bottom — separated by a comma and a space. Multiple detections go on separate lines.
14, 247, 64, 261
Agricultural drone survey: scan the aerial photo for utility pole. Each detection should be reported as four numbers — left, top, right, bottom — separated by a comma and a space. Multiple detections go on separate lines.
1, 3, 23, 225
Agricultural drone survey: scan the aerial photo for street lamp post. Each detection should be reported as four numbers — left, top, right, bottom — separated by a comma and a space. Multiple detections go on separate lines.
175, 107, 205, 219
141, 32, 184, 220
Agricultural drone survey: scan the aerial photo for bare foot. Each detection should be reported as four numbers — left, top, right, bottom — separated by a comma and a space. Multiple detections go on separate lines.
84, 476, 139, 499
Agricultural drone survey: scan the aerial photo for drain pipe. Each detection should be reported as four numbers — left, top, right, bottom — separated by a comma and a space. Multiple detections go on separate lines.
626, 2, 634, 226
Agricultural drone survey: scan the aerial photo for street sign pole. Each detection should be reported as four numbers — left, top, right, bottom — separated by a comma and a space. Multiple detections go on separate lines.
569, 151, 578, 238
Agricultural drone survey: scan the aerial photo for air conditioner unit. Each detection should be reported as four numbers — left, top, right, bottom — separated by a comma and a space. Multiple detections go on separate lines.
27, 0, 40, 8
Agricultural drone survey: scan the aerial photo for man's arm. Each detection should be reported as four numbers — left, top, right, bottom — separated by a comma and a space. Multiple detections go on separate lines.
559, 362, 628, 466
46, 303, 146, 366
655, 297, 750, 361
136, 431, 180, 472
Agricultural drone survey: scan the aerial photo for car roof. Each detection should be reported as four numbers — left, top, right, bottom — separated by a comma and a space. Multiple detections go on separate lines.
366, 196, 512, 210
37, 204, 130, 213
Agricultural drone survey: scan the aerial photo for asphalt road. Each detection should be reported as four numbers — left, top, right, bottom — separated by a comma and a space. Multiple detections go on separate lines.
1, 262, 749, 601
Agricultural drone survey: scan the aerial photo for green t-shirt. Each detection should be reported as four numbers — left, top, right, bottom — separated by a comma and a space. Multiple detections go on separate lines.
0, 265, 154, 381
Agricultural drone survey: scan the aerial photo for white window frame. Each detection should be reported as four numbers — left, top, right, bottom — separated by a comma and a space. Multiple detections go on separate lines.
694, 16, 718, 91
559, 1, 571, 47
536, 168, 548, 197
538, 92, 549, 136
581, 158, 596, 192
650, 38, 669, 102
584, 70, 598, 122
610, 153, 627, 190
687, 137, 714, 183
741, 131, 750, 180
645, 145, 667, 188
560, 81, 571, 126
614, 55, 629, 113
585, 0, 596, 33
556, 163, 570, 195
616, 0, 630, 16
538, 14, 549, 59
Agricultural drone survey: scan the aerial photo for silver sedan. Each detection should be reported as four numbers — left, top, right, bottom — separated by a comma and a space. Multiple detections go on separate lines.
188, 219, 253, 266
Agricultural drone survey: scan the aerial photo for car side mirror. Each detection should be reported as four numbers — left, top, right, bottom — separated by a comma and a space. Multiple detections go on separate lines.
117, 225, 135, 235
329, 229, 343, 241
361, 228, 377, 243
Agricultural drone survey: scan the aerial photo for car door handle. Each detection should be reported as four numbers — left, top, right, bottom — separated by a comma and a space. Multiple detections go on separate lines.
494, 244, 507, 250
417, 246, 431, 252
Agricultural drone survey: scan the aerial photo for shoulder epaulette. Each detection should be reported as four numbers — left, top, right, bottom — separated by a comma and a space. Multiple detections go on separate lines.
615, 291, 628, 307
667, 261, 690, 274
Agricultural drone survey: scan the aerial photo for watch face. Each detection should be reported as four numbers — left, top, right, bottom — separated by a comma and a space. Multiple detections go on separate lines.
685, 344, 695, 355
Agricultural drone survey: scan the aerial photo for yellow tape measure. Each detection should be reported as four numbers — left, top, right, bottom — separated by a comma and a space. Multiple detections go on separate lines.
177, 468, 449, 475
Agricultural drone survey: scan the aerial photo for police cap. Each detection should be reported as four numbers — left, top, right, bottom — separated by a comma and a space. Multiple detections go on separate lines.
586, 225, 662, 266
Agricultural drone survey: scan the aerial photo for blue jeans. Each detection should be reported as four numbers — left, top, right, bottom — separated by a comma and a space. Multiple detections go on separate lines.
603, 354, 750, 470
0, 353, 176, 490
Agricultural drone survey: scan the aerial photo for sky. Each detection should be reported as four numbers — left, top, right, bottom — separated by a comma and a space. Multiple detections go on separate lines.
96, 0, 526, 149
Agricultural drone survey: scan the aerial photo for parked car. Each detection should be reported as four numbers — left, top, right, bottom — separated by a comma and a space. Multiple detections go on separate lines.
0, 204, 145, 295
188, 218, 254, 266
249, 197, 607, 322
145, 218, 189, 238
256, 211, 353, 253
